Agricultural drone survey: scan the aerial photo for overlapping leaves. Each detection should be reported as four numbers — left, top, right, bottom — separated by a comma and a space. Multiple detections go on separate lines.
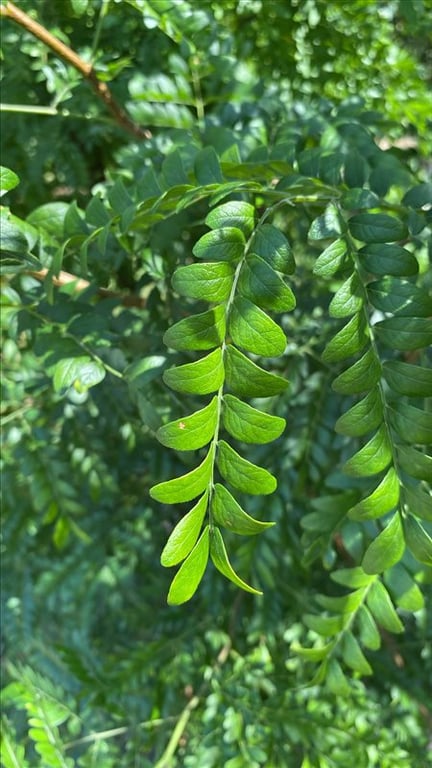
150, 200, 294, 604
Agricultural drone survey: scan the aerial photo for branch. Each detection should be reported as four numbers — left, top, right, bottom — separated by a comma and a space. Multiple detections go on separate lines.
30, 268, 146, 308
0, 1, 151, 140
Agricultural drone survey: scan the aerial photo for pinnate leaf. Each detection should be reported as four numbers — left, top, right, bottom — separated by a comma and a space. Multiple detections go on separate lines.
382, 361, 432, 397
211, 483, 274, 535
396, 446, 432, 482
329, 272, 363, 318
349, 213, 408, 243
356, 605, 381, 651
403, 486, 432, 522
335, 388, 383, 437
313, 239, 347, 277
389, 403, 432, 445
368, 277, 432, 317
332, 348, 381, 395
308, 204, 344, 241
341, 631, 372, 675
161, 493, 208, 566
358, 244, 418, 276
216, 440, 277, 495
322, 313, 368, 363
210, 526, 262, 594
374, 317, 432, 351
366, 580, 404, 633
403, 515, 432, 566
167, 527, 210, 605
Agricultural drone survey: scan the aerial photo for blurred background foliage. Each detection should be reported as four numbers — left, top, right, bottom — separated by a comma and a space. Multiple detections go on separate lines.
1, 1, 431, 766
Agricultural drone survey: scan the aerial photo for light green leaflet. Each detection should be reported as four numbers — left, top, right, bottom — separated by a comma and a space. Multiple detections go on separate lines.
150, 446, 214, 504
229, 297, 287, 357
161, 493, 208, 566
250, 223, 295, 275
322, 312, 368, 363
163, 304, 226, 351
343, 425, 392, 477
362, 512, 404, 573
167, 527, 210, 605
238, 254, 296, 311
335, 388, 383, 438
163, 348, 224, 394
157, 397, 218, 450
332, 349, 381, 395
329, 272, 363, 318
211, 484, 274, 535
216, 440, 277, 495
192, 226, 246, 262
172, 261, 234, 302
222, 394, 285, 443
224, 345, 289, 397
313, 238, 347, 277
205, 201, 255, 235
210, 526, 262, 594
366, 581, 404, 634
348, 469, 400, 521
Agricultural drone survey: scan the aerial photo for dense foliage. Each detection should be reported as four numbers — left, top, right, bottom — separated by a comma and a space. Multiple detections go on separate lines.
1, 1, 431, 766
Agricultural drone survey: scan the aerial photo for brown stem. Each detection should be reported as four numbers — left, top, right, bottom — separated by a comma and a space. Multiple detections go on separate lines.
30, 268, 146, 308
0, 1, 151, 140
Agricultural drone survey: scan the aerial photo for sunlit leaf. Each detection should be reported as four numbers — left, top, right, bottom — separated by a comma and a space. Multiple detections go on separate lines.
211, 483, 274, 535
167, 527, 210, 605
161, 493, 208, 566
362, 512, 404, 573
150, 446, 214, 504
222, 394, 285, 443
157, 397, 218, 450
216, 440, 277, 495
210, 526, 262, 594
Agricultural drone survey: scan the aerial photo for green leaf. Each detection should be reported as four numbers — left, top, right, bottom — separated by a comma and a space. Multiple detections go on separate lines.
322, 313, 368, 363
0, 167, 20, 196
389, 403, 432, 445
216, 440, 277, 495
396, 446, 432, 482
291, 642, 335, 663
172, 262, 234, 302
150, 446, 214, 504
348, 469, 400, 521
224, 345, 289, 397
229, 297, 286, 357
385, 564, 425, 612
382, 361, 432, 397
326, 658, 352, 695
0, 214, 31, 255
157, 397, 218, 450
356, 605, 381, 651
366, 580, 404, 634
194, 147, 224, 184
367, 278, 432, 317
329, 272, 364, 318
163, 348, 224, 394
402, 182, 432, 209
340, 188, 379, 209
332, 348, 381, 394
343, 425, 392, 477
163, 305, 226, 351
316, 588, 365, 613
358, 243, 418, 276
205, 201, 255, 236
52, 357, 106, 393
249, 224, 295, 275
308, 204, 344, 240
304, 614, 346, 636
331, 567, 374, 589
222, 394, 285, 443
403, 485, 432, 522
335, 388, 383, 437
210, 526, 262, 594
403, 515, 432, 566
167, 527, 210, 605
193, 227, 246, 262
211, 483, 274, 535
349, 213, 408, 243
341, 631, 372, 675
362, 512, 405, 573
238, 255, 296, 311
313, 239, 347, 277
161, 493, 208, 566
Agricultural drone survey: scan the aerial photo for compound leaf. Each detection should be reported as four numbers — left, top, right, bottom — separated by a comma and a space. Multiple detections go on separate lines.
192, 226, 245, 262
374, 317, 432, 351
205, 201, 255, 235
362, 512, 404, 573
163, 305, 226, 351
150, 446, 214, 504
382, 361, 432, 397
163, 348, 224, 394
343, 425, 392, 477
229, 296, 287, 357
249, 223, 295, 274
366, 580, 404, 634
329, 272, 364, 318
349, 213, 408, 243
358, 244, 418, 276
403, 515, 432, 566
332, 348, 381, 395
335, 388, 383, 437
157, 397, 218, 450
313, 238, 347, 277
172, 262, 234, 302
222, 394, 285, 443
238, 254, 296, 311
224, 345, 289, 397
348, 469, 400, 521
322, 312, 368, 363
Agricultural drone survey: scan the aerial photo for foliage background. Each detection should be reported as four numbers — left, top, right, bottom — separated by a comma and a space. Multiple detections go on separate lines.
1, 1, 432, 766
